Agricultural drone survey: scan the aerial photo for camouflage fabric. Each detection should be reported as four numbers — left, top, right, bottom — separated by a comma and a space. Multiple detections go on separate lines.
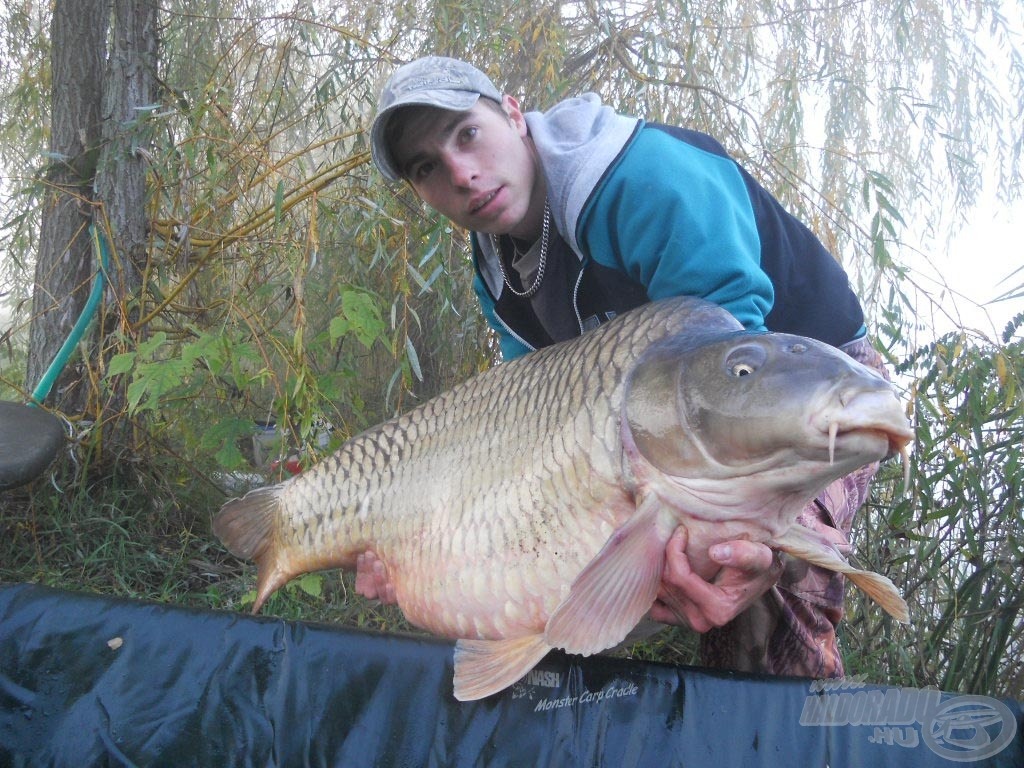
699, 336, 890, 678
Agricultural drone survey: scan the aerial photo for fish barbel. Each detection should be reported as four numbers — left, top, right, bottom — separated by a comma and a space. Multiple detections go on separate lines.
213, 297, 914, 701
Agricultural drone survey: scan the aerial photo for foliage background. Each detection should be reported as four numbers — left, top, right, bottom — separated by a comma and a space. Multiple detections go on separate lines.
0, 0, 1021, 700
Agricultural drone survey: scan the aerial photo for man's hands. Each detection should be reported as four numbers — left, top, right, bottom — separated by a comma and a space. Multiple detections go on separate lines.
650, 527, 783, 632
354, 526, 784, 634
355, 551, 397, 603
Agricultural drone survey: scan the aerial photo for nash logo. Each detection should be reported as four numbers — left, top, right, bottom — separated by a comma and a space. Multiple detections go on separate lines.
523, 669, 562, 689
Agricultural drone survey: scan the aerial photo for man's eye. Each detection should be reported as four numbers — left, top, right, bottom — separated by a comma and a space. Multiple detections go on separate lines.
412, 162, 434, 180
460, 126, 478, 143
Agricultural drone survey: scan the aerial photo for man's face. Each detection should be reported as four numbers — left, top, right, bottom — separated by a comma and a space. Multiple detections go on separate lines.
389, 96, 544, 241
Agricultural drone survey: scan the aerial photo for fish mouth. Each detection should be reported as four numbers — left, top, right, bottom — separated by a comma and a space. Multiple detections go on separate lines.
826, 421, 914, 461
821, 388, 915, 486
827, 421, 914, 493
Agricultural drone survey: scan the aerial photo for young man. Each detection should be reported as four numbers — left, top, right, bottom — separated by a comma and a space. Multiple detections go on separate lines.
360, 56, 887, 678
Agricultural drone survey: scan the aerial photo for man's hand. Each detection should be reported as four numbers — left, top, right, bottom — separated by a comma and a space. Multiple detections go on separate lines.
355, 528, 782, 629
650, 527, 783, 633
354, 551, 397, 604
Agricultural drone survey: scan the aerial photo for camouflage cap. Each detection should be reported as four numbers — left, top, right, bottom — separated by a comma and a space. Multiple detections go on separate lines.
370, 56, 502, 181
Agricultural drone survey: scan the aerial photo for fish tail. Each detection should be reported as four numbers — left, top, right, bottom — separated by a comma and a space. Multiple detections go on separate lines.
213, 485, 294, 614
453, 635, 551, 701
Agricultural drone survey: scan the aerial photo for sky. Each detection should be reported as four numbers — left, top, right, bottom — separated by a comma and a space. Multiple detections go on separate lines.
910, 195, 1024, 339
923, 0, 1024, 339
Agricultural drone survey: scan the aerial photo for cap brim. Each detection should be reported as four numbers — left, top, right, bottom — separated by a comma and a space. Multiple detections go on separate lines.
371, 90, 482, 181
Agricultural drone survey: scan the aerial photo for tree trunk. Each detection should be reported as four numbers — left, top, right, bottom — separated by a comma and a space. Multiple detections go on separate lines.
95, 0, 159, 307
93, 0, 159, 443
25, 0, 108, 409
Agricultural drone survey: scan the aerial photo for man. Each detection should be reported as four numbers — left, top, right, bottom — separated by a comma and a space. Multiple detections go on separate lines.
357, 56, 887, 678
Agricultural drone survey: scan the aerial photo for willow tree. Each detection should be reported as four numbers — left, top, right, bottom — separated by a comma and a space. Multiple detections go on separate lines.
23, 0, 106, 411
0, 0, 1021, 698
3, 0, 156, 428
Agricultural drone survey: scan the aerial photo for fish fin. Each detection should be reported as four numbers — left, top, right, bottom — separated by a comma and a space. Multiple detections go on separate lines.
610, 617, 666, 652
544, 497, 673, 656
213, 486, 292, 613
453, 635, 551, 701
774, 526, 910, 623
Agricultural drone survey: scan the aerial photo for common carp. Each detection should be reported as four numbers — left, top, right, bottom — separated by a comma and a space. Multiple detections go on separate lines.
213, 297, 913, 701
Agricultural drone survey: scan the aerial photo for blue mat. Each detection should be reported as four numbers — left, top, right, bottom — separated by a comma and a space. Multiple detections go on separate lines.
0, 583, 1020, 767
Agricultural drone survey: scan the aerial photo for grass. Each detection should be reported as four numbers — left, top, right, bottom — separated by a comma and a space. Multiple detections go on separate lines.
2, 464, 225, 607
0, 459, 411, 633
0, 456, 703, 669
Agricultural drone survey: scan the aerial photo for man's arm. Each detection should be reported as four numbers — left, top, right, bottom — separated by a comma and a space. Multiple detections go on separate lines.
578, 127, 774, 334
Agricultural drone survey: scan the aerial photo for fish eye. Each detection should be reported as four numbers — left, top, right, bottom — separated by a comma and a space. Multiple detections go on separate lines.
732, 362, 756, 376
724, 344, 767, 377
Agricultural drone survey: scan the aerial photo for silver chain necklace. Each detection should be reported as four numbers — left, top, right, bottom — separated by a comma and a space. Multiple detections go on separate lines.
489, 198, 551, 299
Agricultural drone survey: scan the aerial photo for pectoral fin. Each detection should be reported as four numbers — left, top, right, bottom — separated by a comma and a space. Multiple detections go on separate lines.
774, 525, 910, 623
453, 634, 551, 701
544, 496, 675, 655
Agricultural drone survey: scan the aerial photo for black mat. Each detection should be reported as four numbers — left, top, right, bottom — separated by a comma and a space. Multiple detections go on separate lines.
0, 583, 1020, 767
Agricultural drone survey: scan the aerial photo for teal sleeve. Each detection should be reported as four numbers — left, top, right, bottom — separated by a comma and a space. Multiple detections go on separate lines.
577, 128, 773, 331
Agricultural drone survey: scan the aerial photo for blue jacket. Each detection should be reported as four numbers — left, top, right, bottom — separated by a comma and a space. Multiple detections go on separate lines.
471, 94, 865, 359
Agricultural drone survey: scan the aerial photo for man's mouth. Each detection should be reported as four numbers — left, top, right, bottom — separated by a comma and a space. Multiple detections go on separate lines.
470, 188, 500, 215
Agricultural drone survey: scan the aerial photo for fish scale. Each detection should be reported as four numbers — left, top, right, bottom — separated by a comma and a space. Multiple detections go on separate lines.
214, 296, 913, 701
228, 301, 677, 611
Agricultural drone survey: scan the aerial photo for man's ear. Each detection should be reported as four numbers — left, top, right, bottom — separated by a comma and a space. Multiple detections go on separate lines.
502, 95, 529, 137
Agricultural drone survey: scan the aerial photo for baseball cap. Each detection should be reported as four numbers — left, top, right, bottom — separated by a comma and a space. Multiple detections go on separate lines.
370, 56, 502, 181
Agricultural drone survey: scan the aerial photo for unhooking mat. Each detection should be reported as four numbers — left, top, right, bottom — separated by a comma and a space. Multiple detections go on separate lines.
0, 583, 1020, 767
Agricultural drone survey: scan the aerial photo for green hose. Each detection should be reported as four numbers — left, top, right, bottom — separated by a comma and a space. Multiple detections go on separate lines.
29, 225, 109, 406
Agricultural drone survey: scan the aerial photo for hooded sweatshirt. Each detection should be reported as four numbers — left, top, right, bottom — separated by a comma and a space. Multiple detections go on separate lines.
471, 94, 865, 360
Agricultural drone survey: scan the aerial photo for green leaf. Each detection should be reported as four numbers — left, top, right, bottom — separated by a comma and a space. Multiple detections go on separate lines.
296, 572, 323, 598
125, 356, 191, 414
214, 440, 247, 469
404, 336, 423, 382
274, 180, 285, 226
106, 352, 136, 377
125, 378, 150, 415
181, 330, 226, 368
330, 289, 386, 350
137, 332, 168, 359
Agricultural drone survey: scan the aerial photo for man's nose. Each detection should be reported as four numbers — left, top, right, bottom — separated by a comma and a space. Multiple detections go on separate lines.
446, 154, 477, 187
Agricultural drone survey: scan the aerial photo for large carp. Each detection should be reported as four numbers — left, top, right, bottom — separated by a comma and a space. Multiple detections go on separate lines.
214, 297, 913, 701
